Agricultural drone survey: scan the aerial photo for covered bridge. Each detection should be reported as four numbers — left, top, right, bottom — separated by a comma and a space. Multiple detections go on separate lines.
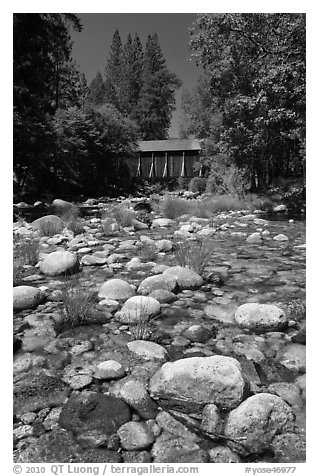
122, 138, 201, 178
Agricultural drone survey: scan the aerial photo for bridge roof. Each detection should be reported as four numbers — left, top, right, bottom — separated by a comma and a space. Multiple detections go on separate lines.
138, 138, 201, 152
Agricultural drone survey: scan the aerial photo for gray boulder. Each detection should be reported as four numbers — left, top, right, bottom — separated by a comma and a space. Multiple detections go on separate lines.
117, 422, 155, 450
149, 355, 247, 412
116, 296, 161, 324
13, 286, 44, 311
98, 279, 135, 301
31, 215, 63, 234
224, 393, 295, 455
137, 274, 178, 295
234, 303, 288, 331
40, 251, 79, 276
163, 266, 203, 290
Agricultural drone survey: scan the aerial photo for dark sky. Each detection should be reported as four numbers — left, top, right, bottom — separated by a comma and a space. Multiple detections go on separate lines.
70, 13, 202, 137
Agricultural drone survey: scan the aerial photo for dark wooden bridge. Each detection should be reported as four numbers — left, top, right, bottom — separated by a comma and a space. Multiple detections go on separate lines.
122, 138, 201, 178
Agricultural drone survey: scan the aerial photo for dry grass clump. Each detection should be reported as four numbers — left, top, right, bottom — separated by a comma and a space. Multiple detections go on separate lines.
13, 235, 40, 285
174, 239, 213, 274
58, 280, 96, 330
37, 220, 63, 237
111, 205, 134, 227
129, 316, 152, 340
13, 235, 40, 266
161, 196, 192, 219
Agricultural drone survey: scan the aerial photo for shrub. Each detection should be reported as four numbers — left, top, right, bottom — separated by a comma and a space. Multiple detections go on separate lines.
191, 195, 246, 218
65, 217, 85, 236
37, 220, 63, 237
188, 177, 207, 194
13, 235, 40, 266
177, 177, 191, 190
248, 194, 274, 212
58, 281, 96, 330
205, 161, 250, 197
13, 263, 24, 286
129, 316, 152, 340
174, 239, 212, 274
112, 205, 134, 227
161, 196, 192, 219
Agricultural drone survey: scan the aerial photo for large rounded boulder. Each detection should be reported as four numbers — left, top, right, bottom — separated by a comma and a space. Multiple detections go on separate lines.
149, 355, 247, 412
224, 393, 295, 455
234, 303, 288, 332
31, 215, 63, 233
137, 274, 178, 295
98, 279, 135, 301
13, 286, 45, 311
40, 251, 79, 276
163, 266, 203, 290
116, 296, 161, 324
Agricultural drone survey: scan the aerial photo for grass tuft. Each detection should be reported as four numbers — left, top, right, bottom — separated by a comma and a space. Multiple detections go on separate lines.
58, 281, 96, 330
174, 239, 212, 274
161, 196, 192, 219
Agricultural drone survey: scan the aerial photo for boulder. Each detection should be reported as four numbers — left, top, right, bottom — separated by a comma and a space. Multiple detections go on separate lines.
151, 432, 209, 463
155, 239, 173, 252
98, 279, 135, 301
151, 218, 174, 228
116, 296, 161, 324
274, 234, 289, 241
94, 360, 126, 380
246, 232, 262, 244
40, 251, 79, 276
224, 393, 295, 455
234, 303, 288, 331
127, 340, 168, 362
52, 199, 76, 216
59, 392, 131, 436
208, 446, 241, 463
163, 266, 203, 290
15, 428, 81, 463
149, 355, 247, 412
117, 422, 155, 450
13, 286, 44, 311
280, 343, 306, 372
270, 432, 306, 462
14, 374, 70, 416
81, 251, 109, 266
31, 215, 63, 233
148, 289, 177, 303
119, 380, 158, 419
137, 274, 178, 295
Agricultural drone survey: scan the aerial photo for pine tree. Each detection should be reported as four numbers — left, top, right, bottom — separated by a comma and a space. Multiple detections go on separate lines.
104, 29, 123, 111
88, 71, 106, 105
136, 34, 181, 139
121, 33, 144, 118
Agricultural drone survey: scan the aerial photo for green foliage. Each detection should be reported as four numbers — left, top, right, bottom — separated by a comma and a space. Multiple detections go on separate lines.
58, 281, 96, 330
182, 13, 305, 188
161, 196, 192, 219
88, 72, 106, 105
188, 177, 207, 194
174, 239, 212, 274
13, 14, 85, 197
136, 34, 182, 139
204, 156, 250, 197
52, 103, 138, 195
